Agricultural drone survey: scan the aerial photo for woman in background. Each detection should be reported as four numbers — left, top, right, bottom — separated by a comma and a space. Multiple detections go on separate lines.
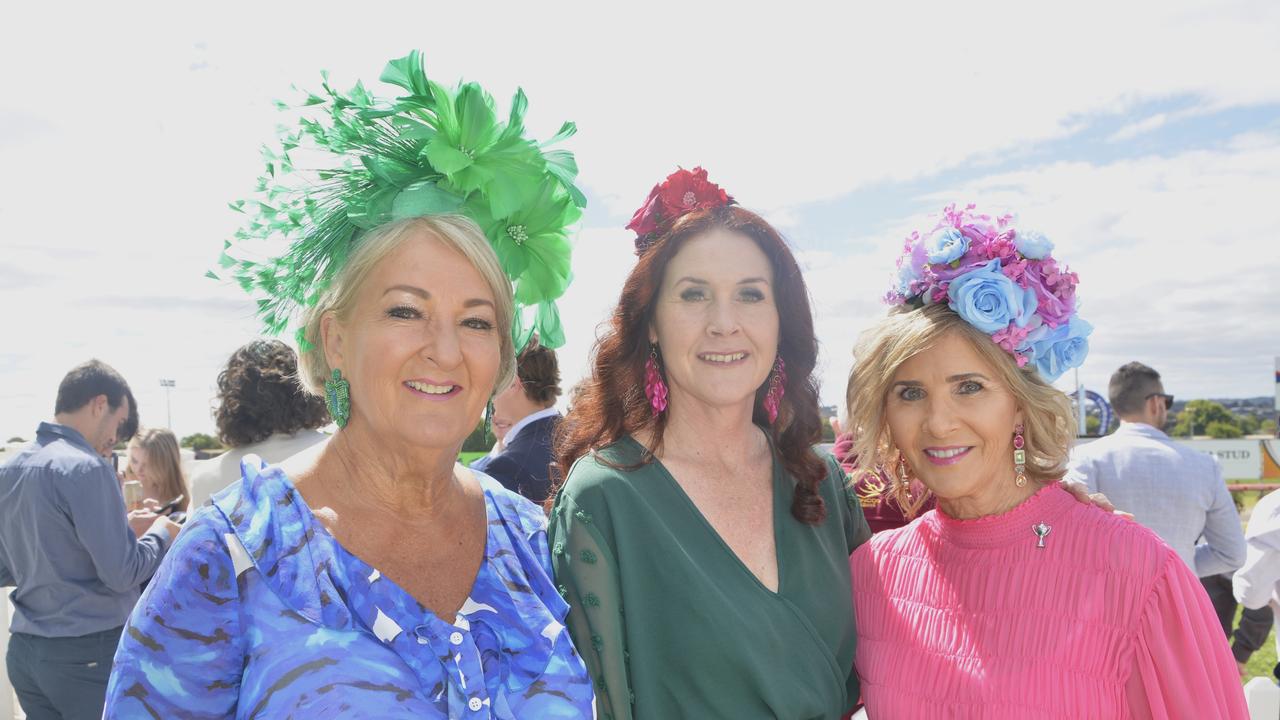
126, 428, 188, 521
188, 339, 330, 509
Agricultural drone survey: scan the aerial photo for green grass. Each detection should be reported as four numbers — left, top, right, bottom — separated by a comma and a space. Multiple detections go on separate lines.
458, 451, 487, 466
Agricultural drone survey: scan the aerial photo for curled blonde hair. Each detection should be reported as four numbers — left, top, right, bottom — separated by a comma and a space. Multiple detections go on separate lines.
844, 303, 1075, 517
297, 215, 516, 399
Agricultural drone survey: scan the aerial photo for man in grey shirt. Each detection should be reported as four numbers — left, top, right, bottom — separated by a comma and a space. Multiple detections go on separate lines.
0, 360, 181, 719
1067, 361, 1245, 579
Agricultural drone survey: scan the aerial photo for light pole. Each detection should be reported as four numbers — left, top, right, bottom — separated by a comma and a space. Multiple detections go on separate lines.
159, 379, 175, 429
1075, 368, 1087, 437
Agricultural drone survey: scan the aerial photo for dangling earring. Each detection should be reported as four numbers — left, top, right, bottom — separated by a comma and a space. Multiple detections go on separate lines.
644, 346, 669, 416
895, 454, 915, 502
1013, 423, 1027, 487
484, 399, 495, 437
763, 356, 787, 424
325, 368, 351, 428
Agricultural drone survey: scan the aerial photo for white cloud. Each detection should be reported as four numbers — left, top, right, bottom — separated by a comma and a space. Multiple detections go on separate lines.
2, 0, 1279, 438
1107, 113, 1169, 142
807, 128, 1280, 414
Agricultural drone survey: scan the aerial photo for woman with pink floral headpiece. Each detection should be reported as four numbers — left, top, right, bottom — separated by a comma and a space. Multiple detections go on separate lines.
548, 168, 872, 718
845, 205, 1246, 717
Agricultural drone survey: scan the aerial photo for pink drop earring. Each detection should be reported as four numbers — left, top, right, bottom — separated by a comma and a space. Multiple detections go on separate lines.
763, 356, 787, 424
644, 346, 668, 416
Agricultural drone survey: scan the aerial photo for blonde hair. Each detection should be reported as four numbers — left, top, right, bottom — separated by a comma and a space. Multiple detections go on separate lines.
129, 428, 186, 502
844, 303, 1075, 517
297, 215, 516, 397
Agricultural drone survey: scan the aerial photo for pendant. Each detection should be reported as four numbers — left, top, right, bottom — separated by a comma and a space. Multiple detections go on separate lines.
1032, 522, 1052, 549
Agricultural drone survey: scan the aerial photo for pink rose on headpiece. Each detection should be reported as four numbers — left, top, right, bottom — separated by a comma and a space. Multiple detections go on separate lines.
627, 167, 733, 252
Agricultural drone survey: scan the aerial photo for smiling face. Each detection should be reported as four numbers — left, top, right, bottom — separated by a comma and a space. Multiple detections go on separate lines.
649, 228, 779, 416
323, 230, 503, 451
885, 331, 1024, 503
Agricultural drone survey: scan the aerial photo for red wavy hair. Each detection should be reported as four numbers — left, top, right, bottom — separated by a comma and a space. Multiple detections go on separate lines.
551, 205, 828, 524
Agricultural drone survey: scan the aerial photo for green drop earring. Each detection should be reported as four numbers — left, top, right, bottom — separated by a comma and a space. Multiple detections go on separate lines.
325, 368, 351, 428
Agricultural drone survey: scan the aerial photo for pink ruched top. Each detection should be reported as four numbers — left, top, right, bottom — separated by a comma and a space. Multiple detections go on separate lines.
850, 483, 1247, 718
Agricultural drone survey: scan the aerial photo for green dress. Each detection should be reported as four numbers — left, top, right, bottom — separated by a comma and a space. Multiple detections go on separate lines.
548, 435, 871, 720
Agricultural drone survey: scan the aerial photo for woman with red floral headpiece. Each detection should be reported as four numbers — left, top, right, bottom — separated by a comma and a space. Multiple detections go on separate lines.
548, 168, 872, 719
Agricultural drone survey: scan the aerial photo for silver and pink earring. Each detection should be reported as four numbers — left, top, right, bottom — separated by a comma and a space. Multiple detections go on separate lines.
1013, 423, 1027, 487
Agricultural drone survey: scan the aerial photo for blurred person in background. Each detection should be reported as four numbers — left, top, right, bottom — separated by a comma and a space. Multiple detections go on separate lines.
831, 417, 935, 534
1233, 486, 1280, 679
0, 359, 179, 720
187, 339, 330, 509
471, 335, 562, 503
1067, 362, 1245, 578
125, 428, 189, 522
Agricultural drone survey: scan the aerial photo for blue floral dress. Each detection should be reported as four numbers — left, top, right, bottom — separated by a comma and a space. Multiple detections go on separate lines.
104, 458, 593, 718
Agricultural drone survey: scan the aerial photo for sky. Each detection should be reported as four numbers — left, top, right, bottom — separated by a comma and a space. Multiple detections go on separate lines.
2, 0, 1279, 441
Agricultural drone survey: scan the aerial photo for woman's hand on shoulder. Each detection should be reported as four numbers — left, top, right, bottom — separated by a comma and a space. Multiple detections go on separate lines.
1059, 479, 1134, 520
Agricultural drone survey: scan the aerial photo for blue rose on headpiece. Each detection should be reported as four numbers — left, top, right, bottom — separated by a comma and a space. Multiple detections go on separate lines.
1014, 230, 1054, 260
895, 263, 919, 296
947, 259, 1039, 333
1020, 316, 1092, 382
924, 227, 970, 265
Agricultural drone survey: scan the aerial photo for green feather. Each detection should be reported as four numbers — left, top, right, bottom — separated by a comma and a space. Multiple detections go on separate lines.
218, 51, 584, 349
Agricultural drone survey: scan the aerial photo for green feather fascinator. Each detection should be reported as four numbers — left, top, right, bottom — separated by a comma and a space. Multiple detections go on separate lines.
213, 51, 585, 351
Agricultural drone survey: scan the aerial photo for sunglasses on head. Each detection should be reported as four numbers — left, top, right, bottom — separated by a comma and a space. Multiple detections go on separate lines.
1146, 392, 1174, 410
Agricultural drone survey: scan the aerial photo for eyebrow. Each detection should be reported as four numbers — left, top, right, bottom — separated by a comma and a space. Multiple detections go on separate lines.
674, 276, 771, 286
383, 285, 494, 309
892, 373, 990, 387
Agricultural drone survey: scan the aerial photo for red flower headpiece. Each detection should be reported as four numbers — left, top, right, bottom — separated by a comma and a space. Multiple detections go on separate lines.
627, 166, 734, 254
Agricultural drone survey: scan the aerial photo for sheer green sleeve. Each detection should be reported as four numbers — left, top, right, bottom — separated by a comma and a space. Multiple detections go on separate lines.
824, 452, 871, 554
549, 491, 632, 720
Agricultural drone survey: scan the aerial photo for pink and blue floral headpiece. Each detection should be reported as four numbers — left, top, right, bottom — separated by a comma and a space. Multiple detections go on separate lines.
885, 204, 1091, 383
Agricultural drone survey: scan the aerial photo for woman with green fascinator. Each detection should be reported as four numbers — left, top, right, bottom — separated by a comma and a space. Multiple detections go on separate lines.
105, 53, 593, 718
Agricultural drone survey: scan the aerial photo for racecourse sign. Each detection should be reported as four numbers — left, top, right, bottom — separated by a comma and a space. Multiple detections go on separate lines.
1075, 437, 1280, 480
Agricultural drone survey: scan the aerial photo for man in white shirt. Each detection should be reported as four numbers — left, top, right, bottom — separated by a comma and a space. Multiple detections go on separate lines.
1067, 362, 1245, 578
1233, 487, 1280, 678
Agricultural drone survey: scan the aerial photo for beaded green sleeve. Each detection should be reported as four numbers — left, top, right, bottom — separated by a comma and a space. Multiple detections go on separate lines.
548, 493, 632, 720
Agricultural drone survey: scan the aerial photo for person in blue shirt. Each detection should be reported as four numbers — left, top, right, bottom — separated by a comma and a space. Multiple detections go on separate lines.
471, 336, 563, 504
1, 359, 180, 720
105, 215, 593, 718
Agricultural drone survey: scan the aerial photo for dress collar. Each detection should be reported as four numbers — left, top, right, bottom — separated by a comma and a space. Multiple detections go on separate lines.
925, 482, 1076, 549
211, 457, 561, 676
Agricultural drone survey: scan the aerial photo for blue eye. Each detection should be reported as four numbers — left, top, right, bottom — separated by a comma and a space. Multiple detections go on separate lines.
898, 386, 925, 401
958, 380, 984, 395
